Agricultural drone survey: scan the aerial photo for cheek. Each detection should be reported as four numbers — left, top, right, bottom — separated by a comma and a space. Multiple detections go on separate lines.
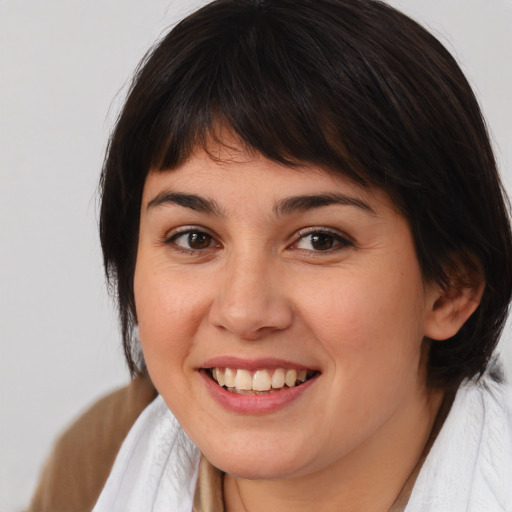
298, 274, 427, 429
134, 260, 208, 371
297, 266, 426, 370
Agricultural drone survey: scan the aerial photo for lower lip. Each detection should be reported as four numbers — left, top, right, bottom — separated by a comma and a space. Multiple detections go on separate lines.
199, 370, 318, 414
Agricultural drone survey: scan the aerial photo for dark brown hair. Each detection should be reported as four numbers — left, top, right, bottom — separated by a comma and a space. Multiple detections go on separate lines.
100, 0, 512, 387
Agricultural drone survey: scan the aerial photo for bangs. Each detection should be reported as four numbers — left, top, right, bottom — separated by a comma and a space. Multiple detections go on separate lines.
130, 1, 378, 185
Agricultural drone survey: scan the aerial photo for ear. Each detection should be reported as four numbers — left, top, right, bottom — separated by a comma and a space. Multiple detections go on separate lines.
424, 268, 485, 341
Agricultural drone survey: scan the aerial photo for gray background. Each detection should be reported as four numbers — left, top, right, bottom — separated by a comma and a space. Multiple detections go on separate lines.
1, 1, 511, 510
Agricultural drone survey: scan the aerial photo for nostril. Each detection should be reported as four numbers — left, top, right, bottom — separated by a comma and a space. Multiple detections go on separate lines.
208, 291, 293, 340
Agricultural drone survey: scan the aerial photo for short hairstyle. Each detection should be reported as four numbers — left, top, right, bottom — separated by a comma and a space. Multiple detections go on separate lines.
100, 0, 512, 387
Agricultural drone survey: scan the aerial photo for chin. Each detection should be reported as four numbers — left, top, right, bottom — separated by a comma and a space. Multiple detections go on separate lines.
217, 458, 300, 481
200, 440, 313, 481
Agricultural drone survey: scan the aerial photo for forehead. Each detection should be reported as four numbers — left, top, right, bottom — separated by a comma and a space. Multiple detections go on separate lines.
142, 145, 395, 218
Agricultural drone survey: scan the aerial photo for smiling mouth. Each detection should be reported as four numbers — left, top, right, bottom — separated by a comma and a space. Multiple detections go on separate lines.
206, 367, 318, 395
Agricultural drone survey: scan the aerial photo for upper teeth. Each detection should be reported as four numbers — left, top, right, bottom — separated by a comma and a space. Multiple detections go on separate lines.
211, 368, 309, 392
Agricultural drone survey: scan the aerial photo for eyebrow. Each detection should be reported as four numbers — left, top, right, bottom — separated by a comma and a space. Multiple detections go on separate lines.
147, 192, 224, 216
274, 193, 375, 216
147, 191, 375, 217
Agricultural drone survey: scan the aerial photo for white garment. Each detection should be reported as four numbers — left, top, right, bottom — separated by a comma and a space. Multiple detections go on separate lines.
92, 396, 201, 512
404, 374, 512, 512
93, 373, 512, 512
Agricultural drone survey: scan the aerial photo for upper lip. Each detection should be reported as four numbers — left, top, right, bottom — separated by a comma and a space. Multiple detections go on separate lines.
200, 356, 318, 372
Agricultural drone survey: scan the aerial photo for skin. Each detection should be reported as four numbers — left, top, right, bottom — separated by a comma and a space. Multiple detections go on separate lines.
134, 142, 481, 512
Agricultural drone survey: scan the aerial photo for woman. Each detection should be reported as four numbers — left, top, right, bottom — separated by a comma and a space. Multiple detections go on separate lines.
28, 0, 512, 511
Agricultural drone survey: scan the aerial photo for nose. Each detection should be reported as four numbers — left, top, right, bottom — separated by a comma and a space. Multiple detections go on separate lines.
208, 254, 293, 341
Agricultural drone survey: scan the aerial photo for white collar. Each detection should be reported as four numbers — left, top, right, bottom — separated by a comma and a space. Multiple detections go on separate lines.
93, 373, 512, 512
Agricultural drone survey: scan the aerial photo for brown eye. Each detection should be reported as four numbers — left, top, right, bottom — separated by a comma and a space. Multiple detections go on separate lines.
294, 230, 352, 252
309, 233, 335, 251
188, 232, 212, 249
170, 230, 216, 250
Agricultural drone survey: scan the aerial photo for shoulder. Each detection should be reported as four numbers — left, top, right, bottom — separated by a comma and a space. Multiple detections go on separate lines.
26, 374, 158, 512
407, 366, 512, 511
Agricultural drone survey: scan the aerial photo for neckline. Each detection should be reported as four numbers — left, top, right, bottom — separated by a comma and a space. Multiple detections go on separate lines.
193, 389, 456, 512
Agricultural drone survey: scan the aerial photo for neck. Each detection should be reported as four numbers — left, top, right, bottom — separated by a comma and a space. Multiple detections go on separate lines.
224, 386, 445, 512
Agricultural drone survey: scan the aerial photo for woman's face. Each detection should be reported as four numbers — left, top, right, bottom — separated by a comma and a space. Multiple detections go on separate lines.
134, 144, 441, 480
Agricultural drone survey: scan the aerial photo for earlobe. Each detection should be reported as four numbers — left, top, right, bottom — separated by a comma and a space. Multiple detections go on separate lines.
424, 277, 485, 341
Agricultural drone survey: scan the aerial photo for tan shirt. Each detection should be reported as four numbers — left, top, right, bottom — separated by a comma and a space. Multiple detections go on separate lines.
26, 375, 157, 512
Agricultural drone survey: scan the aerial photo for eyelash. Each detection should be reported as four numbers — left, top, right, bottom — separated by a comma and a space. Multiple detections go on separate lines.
165, 227, 219, 254
291, 228, 354, 253
164, 227, 354, 255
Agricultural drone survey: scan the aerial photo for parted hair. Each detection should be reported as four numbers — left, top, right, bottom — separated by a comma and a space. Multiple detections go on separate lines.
100, 0, 512, 387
